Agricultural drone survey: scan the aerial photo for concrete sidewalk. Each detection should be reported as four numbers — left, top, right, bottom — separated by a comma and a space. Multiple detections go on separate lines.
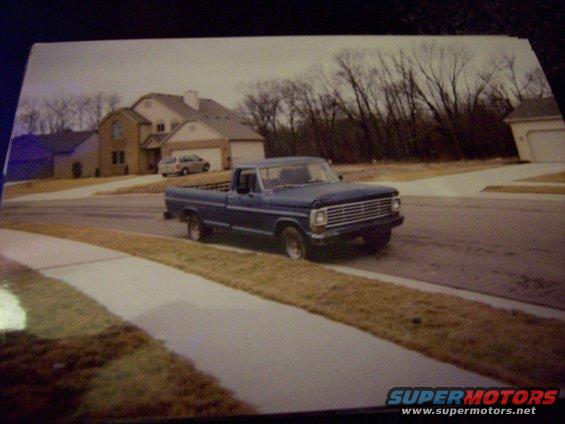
4, 174, 162, 203
369, 163, 565, 199
0, 229, 502, 413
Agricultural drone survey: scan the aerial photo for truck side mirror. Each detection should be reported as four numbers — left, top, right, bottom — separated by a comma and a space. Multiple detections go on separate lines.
236, 185, 250, 195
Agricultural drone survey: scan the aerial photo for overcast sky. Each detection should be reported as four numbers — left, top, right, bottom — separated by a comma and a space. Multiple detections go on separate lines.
19, 36, 542, 109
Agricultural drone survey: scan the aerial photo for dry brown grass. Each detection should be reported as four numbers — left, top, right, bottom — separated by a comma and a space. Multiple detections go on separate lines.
2, 176, 135, 199
96, 171, 232, 195
518, 171, 565, 183
0, 256, 254, 421
483, 185, 565, 195
335, 159, 517, 183
2, 221, 564, 389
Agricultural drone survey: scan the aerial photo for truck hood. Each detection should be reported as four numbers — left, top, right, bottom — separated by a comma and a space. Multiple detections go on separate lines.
266, 182, 398, 208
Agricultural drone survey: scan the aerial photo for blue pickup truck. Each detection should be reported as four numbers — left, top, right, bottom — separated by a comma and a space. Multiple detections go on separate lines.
164, 157, 404, 259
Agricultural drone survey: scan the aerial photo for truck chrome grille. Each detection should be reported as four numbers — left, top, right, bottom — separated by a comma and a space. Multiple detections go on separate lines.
326, 197, 394, 228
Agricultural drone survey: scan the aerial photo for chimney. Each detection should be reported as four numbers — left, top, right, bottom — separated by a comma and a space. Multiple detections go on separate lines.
183, 90, 199, 110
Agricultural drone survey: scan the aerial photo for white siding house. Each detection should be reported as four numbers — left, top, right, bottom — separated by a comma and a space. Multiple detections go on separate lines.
504, 97, 565, 162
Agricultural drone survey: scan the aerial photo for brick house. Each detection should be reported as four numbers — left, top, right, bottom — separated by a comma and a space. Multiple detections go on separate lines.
97, 91, 265, 176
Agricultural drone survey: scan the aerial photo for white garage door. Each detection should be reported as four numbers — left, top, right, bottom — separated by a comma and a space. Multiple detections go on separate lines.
230, 142, 265, 167
528, 130, 565, 162
171, 148, 223, 171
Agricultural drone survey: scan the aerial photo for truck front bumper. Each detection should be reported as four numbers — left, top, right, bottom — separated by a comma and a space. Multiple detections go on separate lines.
309, 214, 404, 246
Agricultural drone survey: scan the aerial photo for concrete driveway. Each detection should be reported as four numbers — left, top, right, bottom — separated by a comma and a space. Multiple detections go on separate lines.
369, 163, 565, 198
4, 174, 163, 203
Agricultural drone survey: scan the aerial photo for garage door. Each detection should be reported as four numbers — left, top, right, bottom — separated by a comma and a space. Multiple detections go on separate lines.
528, 130, 565, 162
231, 142, 265, 167
171, 148, 223, 171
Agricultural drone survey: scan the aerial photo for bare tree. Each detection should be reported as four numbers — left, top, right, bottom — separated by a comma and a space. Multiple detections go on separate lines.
278, 68, 344, 161
43, 95, 74, 133
74, 95, 91, 130
13, 92, 123, 135
14, 97, 43, 135
239, 80, 284, 156
331, 49, 386, 160
280, 79, 301, 155
239, 43, 543, 162
106, 93, 122, 112
81, 92, 121, 130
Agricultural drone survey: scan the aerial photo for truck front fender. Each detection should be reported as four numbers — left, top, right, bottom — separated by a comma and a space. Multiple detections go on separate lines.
273, 217, 310, 239
180, 206, 200, 222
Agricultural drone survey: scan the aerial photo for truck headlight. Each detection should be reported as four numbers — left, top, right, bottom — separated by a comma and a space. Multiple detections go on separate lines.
310, 208, 327, 233
391, 197, 401, 212
314, 210, 327, 224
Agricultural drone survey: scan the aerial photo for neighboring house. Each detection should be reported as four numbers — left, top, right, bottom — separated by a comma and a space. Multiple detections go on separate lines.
5, 131, 99, 181
39, 130, 99, 178
97, 90, 265, 176
504, 97, 565, 162
5, 134, 53, 181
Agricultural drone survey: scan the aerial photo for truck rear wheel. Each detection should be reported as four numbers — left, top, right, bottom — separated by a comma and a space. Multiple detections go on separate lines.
281, 226, 311, 260
363, 229, 391, 253
187, 213, 210, 241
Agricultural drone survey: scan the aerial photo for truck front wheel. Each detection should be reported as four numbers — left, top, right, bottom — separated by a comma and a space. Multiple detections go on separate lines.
363, 229, 391, 253
281, 226, 311, 260
187, 213, 210, 241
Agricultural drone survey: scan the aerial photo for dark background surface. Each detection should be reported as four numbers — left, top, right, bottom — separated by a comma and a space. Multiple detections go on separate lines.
0, 0, 563, 191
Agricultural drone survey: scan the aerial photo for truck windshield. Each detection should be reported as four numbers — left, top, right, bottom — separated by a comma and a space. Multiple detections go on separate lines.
259, 162, 339, 190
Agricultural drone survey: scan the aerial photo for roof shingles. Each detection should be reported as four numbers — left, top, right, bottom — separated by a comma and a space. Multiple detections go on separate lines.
140, 93, 264, 141
505, 97, 562, 122
37, 130, 96, 154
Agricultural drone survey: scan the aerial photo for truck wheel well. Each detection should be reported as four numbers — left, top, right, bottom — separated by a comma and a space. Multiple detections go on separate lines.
275, 221, 303, 239
182, 209, 198, 222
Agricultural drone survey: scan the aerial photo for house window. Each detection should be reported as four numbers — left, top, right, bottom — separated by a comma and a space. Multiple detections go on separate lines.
156, 121, 165, 132
111, 121, 124, 140
171, 121, 180, 130
112, 150, 125, 165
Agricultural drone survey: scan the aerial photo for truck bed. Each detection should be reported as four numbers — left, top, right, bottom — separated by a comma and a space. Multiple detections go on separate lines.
165, 181, 230, 222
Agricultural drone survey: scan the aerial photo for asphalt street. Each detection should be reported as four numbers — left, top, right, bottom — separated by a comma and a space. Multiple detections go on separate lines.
2, 194, 564, 309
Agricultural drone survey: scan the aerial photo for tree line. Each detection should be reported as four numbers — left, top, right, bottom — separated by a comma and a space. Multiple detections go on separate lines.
238, 42, 551, 162
13, 93, 121, 136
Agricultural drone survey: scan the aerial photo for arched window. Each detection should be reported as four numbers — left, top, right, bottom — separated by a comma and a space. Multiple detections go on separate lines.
111, 121, 124, 140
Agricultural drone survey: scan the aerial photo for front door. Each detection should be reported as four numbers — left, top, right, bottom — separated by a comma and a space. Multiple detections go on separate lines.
154, 150, 161, 173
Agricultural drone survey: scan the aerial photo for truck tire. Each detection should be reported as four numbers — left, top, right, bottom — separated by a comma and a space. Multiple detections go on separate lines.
181, 168, 189, 176
187, 213, 210, 241
280, 226, 311, 260
203, 164, 210, 172
363, 229, 391, 253
162, 173, 167, 177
